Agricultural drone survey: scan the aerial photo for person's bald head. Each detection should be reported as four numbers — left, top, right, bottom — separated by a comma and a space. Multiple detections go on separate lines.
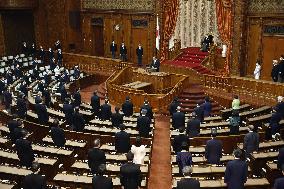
93, 139, 101, 148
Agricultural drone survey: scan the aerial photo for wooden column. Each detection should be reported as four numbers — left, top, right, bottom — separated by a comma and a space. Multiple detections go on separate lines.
0, 14, 6, 55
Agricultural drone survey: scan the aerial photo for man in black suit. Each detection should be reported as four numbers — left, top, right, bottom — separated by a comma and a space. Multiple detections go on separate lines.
111, 107, 123, 128
7, 114, 21, 142
100, 100, 112, 121
51, 121, 66, 147
91, 91, 100, 117
115, 124, 131, 153
60, 83, 68, 102
92, 164, 113, 189
274, 164, 284, 189
172, 127, 189, 153
23, 162, 46, 189
88, 139, 106, 174
224, 149, 248, 189
57, 49, 63, 67
193, 104, 204, 122
176, 143, 192, 175
140, 100, 153, 119
172, 106, 185, 130
186, 112, 200, 138
34, 98, 49, 125
38, 46, 45, 63
275, 96, 284, 117
120, 42, 127, 62
48, 48, 54, 66
72, 107, 85, 132
63, 98, 74, 126
120, 152, 142, 189
243, 125, 259, 157
271, 60, 280, 82
122, 96, 134, 117
43, 89, 51, 108
169, 97, 180, 116
205, 128, 223, 164
176, 166, 200, 189
136, 44, 143, 66
137, 109, 151, 138
15, 131, 35, 167
150, 56, 160, 72
3, 86, 12, 112
0, 76, 5, 103
278, 147, 284, 169
110, 40, 117, 59
17, 94, 27, 119
72, 88, 81, 108
278, 55, 284, 83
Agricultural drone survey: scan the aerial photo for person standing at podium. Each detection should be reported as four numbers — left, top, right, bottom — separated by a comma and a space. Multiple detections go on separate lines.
136, 44, 143, 67
120, 42, 127, 62
110, 40, 117, 59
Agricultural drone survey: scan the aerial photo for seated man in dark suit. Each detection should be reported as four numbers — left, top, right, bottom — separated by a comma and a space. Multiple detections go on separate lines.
225, 149, 248, 189
149, 56, 160, 72
88, 139, 106, 174
140, 100, 153, 119
169, 97, 180, 116
72, 107, 85, 132
122, 96, 134, 117
176, 166, 200, 189
274, 164, 284, 189
23, 162, 46, 189
100, 100, 112, 121
275, 96, 284, 117
92, 164, 113, 189
172, 127, 189, 153
34, 98, 49, 125
120, 152, 142, 189
91, 91, 100, 117
137, 109, 151, 138
15, 130, 35, 167
243, 125, 259, 157
115, 124, 131, 153
172, 106, 185, 130
278, 147, 284, 169
205, 128, 223, 164
111, 107, 123, 128
177, 143, 192, 175
63, 98, 74, 126
186, 112, 200, 138
51, 119, 66, 147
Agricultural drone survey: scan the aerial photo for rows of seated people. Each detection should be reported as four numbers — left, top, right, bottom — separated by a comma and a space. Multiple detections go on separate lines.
168, 94, 284, 189
0, 45, 156, 189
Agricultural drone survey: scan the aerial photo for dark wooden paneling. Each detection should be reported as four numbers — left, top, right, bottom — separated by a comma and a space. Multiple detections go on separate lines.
0, 14, 5, 55
0, 0, 38, 9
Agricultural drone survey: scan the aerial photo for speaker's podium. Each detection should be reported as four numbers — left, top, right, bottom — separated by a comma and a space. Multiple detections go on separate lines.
106, 67, 189, 113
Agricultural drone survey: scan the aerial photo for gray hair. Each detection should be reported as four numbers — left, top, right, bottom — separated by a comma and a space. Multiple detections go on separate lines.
182, 166, 193, 176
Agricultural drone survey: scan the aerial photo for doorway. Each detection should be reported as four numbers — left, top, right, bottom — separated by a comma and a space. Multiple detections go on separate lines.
92, 26, 104, 56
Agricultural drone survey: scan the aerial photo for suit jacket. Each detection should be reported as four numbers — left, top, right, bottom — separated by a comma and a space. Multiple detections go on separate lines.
15, 138, 34, 167
150, 59, 160, 71
172, 112, 185, 129
172, 134, 189, 153
169, 101, 179, 116
72, 112, 85, 131
34, 103, 49, 124
137, 115, 151, 137
43, 90, 51, 106
176, 178, 200, 189
243, 132, 259, 154
100, 104, 112, 120
63, 103, 74, 125
176, 151, 192, 175
205, 138, 222, 164
110, 44, 117, 52
194, 106, 204, 122
51, 126, 66, 147
275, 102, 284, 117
120, 162, 142, 189
92, 175, 113, 189
115, 131, 131, 153
122, 101, 134, 117
8, 119, 20, 142
274, 177, 284, 189
60, 86, 67, 102
271, 64, 280, 81
73, 91, 81, 107
91, 95, 100, 115
88, 148, 106, 174
23, 173, 46, 189
140, 104, 153, 119
120, 46, 127, 55
277, 147, 284, 169
0, 79, 5, 94
3, 91, 12, 108
111, 112, 123, 128
203, 101, 212, 117
186, 118, 200, 138
17, 98, 27, 118
136, 47, 143, 57
279, 61, 284, 77
224, 159, 248, 189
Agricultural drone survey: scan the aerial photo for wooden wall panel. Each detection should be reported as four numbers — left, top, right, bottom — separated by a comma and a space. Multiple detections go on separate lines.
0, 14, 5, 55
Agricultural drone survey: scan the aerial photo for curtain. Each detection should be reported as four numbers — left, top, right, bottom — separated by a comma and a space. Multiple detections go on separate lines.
160, 0, 179, 61
215, 0, 233, 75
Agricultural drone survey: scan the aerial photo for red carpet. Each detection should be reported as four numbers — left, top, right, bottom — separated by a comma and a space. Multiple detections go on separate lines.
164, 47, 214, 75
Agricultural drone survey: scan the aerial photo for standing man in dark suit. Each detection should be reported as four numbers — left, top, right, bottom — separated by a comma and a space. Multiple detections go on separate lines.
51, 122, 66, 147
57, 49, 63, 67
59, 83, 68, 102
63, 98, 74, 126
243, 125, 259, 157
38, 46, 45, 63
172, 127, 189, 153
122, 96, 134, 117
140, 100, 153, 119
100, 100, 112, 121
0, 76, 5, 103
271, 60, 280, 82
111, 107, 123, 128
43, 89, 51, 108
224, 149, 248, 189
92, 164, 113, 189
176, 143, 192, 175
110, 40, 117, 59
17, 94, 27, 119
169, 97, 180, 116
120, 42, 127, 62
7, 114, 20, 142
193, 104, 204, 122
277, 147, 284, 169
72, 88, 81, 108
91, 91, 100, 117
23, 162, 46, 189
278, 55, 284, 83
203, 96, 212, 117
120, 152, 142, 189
172, 106, 185, 130
274, 164, 284, 189
15, 131, 35, 167
186, 112, 200, 138
3, 86, 12, 112
88, 139, 106, 174
72, 107, 85, 132
115, 124, 131, 153
34, 98, 49, 125
176, 166, 200, 189
48, 48, 54, 66
136, 44, 143, 66
137, 109, 151, 138
205, 128, 222, 164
